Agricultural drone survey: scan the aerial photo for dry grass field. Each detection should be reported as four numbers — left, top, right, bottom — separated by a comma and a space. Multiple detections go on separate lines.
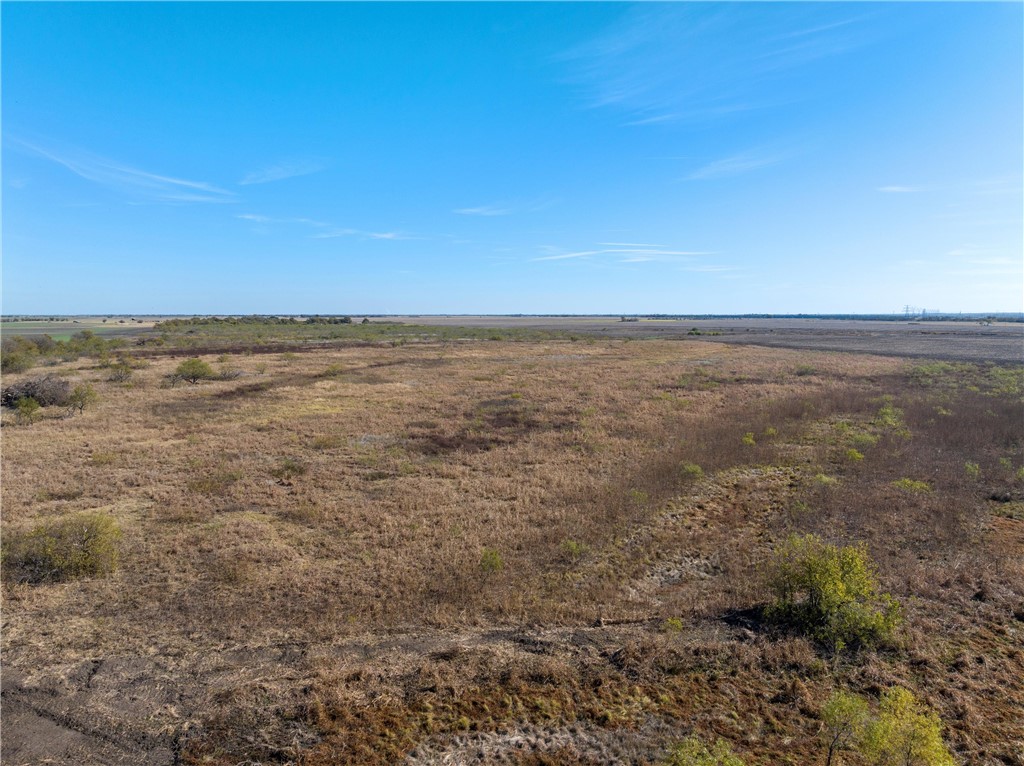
2, 337, 1022, 764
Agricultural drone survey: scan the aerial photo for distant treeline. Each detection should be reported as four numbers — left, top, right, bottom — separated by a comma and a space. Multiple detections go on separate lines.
156, 315, 359, 328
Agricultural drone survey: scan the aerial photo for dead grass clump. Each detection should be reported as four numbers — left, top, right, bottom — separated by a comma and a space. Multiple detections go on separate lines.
2, 512, 121, 584
187, 469, 243, 496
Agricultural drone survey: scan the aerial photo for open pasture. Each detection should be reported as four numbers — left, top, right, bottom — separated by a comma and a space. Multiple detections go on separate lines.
1, 337, 1022, 764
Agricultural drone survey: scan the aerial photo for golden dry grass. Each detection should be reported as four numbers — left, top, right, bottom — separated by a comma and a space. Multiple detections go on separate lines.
1, 339, 1021, 764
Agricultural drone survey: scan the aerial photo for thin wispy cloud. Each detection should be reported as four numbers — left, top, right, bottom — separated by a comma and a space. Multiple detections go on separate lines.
238, 213, 414, 241
685, 151, 783, 181
878, 185, 923, 193
598, 242, 666, 248
533, 246, 713, 262
559, 4, 873, 124
455, 204, 514, 217
239, 158, 327, 186
455, 196, 559, 217
15, 138, 235, 203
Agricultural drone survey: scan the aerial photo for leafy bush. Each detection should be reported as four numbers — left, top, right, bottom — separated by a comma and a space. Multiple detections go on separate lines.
822, 690, 870, 766
1, 374, 71, 407
861, 688, 955, 766
663, 736, 745, 766
174, 358, 215, 384
2, 513, 122, 584
821, 687, 955, 766
766, 534, 901, 651
0, 350, 35, 374
67, 383, 98, 415
16, 397, 41, 424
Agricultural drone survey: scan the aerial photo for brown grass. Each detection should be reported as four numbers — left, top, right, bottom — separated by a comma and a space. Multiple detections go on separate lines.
2, 339, 1021, 764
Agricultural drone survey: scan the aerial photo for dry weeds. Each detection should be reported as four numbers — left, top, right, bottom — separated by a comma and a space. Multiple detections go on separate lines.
1, 339, 1021, 764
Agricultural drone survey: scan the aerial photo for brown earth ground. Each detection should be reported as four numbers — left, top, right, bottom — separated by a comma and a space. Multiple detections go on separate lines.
1, 339, 1022, 764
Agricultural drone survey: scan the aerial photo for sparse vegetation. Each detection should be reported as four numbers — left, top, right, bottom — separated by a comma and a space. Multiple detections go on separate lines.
1, 338, 1020, 764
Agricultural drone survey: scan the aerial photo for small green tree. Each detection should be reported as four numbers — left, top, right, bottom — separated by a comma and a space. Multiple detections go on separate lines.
861, 688, 955, 766
822, 690, 871, 766
16, 396, 41, 424
766, 534, 901, 651
664, 736, 745, 766
66, 383, 98, 415
175, 358, 214, 384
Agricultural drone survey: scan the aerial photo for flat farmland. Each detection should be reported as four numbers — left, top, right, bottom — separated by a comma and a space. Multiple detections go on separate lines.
387, 316, 1024, 365
1, 337, 1023, 764
0, 317, 160, 341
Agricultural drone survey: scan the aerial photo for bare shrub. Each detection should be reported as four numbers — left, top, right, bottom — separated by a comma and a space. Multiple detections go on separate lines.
1, 374, 71, 407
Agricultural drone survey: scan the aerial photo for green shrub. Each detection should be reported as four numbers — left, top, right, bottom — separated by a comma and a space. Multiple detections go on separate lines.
963, 462, 981, 480
664, 736, 745, 766
108, 362, 134, 383
766, 534, 901, 651
2, 513, 121, 584
16, 396, 41, 424
561, 539, 588, 561
67, 383, 98, 415
1, 350, 35, 374
174, 358, 214, 384
845, 448, 865, 462
861, 687, 955, 766
681, 463, 705, 481
873, 399, 910, 437
891, 478, 930, 494
741, 432, 756, 446
480, 547, 504, 574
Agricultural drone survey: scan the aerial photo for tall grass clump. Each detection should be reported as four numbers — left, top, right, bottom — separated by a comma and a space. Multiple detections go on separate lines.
2, 513, 122, 584
766, 533, 901, 651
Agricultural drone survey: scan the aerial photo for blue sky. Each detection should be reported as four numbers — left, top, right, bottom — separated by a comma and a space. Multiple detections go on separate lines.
3, 2, 1021, 315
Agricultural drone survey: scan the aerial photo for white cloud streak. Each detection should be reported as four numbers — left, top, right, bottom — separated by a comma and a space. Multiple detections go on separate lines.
533, 247, 713, 262
454, 205, 514, 217
878, 185, 923, 193
684, 151, 783, 180
239, 159, 327, 185
237, 214, 414, 241
16, 138, 235, 203
559, 5, 872, 124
